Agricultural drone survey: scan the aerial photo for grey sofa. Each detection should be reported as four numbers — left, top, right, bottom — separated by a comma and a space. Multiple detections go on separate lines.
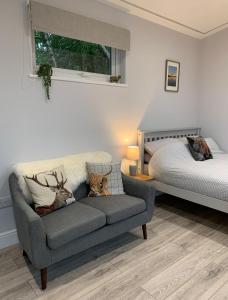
9, 173, 155, 290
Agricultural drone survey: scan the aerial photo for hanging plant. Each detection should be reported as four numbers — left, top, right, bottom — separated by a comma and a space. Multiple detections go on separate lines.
110, 75, 121, 83
36, 64, 53, 100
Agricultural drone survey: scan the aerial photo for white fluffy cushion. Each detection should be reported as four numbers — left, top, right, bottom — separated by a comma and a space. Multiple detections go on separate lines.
14, 151, 112, 199
145, 138, 177, 156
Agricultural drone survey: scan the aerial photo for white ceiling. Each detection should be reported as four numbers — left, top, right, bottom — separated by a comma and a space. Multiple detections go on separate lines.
99, 0, 228, 39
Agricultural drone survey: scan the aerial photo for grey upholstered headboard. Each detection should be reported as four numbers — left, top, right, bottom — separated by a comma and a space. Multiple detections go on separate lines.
137, 128, 201, 174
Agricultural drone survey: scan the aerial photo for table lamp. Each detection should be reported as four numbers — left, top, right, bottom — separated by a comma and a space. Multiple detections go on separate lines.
127, 145, 139, 176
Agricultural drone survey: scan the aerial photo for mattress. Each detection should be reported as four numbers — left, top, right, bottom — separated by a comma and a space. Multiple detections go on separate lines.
148, 141, 228, 202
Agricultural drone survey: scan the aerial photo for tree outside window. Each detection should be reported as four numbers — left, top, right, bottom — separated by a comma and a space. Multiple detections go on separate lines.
35, 31, 112, 75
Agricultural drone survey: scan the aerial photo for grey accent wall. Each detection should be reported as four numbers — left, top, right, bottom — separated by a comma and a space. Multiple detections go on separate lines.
0, 0, 200, 240
199, 28, 228, 151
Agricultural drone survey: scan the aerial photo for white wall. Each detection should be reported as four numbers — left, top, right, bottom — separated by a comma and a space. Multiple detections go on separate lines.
199, 28, 228, 151
0, 0, 200, 247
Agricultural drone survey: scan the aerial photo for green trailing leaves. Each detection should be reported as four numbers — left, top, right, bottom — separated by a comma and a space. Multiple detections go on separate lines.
36, 64, 53, 100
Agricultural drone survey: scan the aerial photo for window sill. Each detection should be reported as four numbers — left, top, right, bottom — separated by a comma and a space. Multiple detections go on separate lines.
29, 74, 128, 88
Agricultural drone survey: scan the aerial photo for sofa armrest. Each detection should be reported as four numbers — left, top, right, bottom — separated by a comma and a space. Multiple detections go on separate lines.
122, 174, 155, 219
9, 174, 51, 269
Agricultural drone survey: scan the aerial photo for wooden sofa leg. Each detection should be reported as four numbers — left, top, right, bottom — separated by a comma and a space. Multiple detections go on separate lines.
41, 268, 47, 290
142, 224, 147, 240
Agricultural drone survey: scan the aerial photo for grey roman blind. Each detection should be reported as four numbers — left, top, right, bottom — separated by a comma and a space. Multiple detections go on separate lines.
30, 1, 130, 51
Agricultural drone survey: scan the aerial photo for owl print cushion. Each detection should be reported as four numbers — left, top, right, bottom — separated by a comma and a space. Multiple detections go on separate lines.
24, 165, 75, 216
86, 162, 124, 197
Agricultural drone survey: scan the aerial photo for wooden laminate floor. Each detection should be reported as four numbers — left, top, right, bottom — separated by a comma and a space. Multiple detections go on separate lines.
0, 195, 228, 300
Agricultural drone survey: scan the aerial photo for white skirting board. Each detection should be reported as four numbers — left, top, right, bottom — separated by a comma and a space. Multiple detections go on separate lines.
0, 229, 18, 250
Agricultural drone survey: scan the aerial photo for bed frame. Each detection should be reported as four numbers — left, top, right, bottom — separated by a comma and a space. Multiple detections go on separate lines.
137, 128, 228, 213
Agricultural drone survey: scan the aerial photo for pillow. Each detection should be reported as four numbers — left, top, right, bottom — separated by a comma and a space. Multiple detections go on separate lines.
145, 138, 177, 156
187, 137, 213, 161
24, 165, 75, 216
86, 162, 124, 197
205, 137, 224, 154
178, 137, 188, 144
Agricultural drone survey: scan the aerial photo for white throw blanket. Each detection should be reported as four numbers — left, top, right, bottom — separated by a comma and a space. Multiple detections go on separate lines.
14, 151, 112, 199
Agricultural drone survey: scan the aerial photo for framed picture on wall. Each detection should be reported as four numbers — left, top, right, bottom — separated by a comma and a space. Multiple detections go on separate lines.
165, 60, 180, 92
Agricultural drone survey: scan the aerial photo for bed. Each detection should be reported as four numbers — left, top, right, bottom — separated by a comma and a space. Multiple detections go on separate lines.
137, 128, 228, 213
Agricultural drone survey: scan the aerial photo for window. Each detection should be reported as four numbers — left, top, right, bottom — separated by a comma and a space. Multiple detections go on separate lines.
30, 1, 130, 84
33, 31, 126, 83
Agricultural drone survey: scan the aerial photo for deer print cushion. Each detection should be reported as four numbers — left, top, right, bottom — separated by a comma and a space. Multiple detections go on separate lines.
24, 165, 75, 216
86, 162, 124, 197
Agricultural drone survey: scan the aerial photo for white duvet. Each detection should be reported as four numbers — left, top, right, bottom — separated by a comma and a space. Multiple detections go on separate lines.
148, 141, 228, 202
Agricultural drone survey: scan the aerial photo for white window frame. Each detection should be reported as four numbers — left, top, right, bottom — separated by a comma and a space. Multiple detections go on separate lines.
30, 30, 127, 86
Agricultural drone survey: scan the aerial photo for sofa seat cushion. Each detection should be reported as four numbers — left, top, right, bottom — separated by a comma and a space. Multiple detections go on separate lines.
79, 195, 146, 224
42, 201, 106, 249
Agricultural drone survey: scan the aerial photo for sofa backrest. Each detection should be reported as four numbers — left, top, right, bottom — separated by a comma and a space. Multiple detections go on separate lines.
9, 173, 33, 206
73, 181, 90, 201
13, 151, 112, 200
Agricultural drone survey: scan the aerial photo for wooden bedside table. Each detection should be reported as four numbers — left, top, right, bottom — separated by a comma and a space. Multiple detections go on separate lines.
128, 174, 153, 181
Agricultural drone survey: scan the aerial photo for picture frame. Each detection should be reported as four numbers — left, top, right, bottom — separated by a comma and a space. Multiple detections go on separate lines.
165, 60, 180, 92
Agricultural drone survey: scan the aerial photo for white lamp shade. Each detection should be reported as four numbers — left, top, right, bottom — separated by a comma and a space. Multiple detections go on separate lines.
127, 146, 139, 161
